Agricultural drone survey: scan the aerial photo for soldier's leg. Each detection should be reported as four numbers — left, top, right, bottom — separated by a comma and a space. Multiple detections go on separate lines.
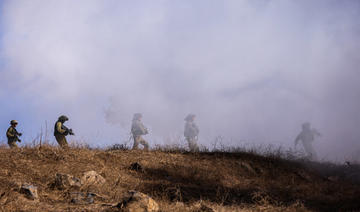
55, 135, 61, 147
187, 137, 194, 151
302, 142, 311, 158
62, 137, 69, 149
187, 137, 199, 152
303, 142, 316, 160
133, 136, 140, 150
55, 135, 69, 149
194, 143, 199, 152
192, 139, 199, 152
8, 141, 18, 149
308, 143, 318, 160
139, 137, 149, 150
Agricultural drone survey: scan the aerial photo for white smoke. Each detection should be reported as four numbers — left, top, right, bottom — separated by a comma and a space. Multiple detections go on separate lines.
1, 0, 360, 160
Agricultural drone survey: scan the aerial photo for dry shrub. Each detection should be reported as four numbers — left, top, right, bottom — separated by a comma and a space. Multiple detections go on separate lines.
0, 143, 359, 211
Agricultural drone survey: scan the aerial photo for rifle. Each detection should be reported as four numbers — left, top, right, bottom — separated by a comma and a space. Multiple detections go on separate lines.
15, 134, 22, 142
62, 125, 75, 136
14, 131, 22, 142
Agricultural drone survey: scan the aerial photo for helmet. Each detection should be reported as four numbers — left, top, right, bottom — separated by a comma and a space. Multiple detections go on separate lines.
185, 114, 196, 121
58, 115, 69, 122
302, 122, 311, 130
133, 113, 142, 120
10, 120, 18, 125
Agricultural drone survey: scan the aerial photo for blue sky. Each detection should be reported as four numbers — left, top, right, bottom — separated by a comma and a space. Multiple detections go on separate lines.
0, 0, 4, 66
0, 0, 45, 143
0, 1, 360, 160
0, 0, 9, 142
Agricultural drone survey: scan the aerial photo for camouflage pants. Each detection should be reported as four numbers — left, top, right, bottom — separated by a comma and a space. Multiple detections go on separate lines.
132, 135, 149, 150
186, 137, 199, 152
55, 135, 69, 149
303, 142, 317, 160
8, 141, 18, 149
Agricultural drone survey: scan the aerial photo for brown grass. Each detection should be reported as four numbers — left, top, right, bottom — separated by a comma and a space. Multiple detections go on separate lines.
0, 144, 359, 211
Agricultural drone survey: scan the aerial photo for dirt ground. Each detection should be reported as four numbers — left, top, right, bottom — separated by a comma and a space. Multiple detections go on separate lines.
0, 145, 359, 211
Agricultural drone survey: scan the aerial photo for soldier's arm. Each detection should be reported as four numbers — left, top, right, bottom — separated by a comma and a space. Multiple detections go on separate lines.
189, 123, 198, 135
313, 129, 322, 137
140, 123, 148, 134
6, 128, 15, 137
14, 128, 22, 136
294, 133, 301, 145
56, 122, 67, 134
194, 124, 199, 134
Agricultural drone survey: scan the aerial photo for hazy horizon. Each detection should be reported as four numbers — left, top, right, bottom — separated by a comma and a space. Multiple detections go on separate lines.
1, 0, 360, 161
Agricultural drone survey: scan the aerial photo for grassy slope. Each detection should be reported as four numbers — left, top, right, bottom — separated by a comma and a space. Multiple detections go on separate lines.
0, 145, 359, 211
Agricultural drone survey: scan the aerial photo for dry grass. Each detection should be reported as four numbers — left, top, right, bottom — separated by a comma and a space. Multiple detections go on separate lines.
0, 143, 359, 211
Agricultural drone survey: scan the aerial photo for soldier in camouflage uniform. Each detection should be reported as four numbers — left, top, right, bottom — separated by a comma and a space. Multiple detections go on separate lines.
295, 122, 321, 160
6, 120, 22, 148
131, 113, 149, 150
54, 115, 74, 149
184, 114, 200, 152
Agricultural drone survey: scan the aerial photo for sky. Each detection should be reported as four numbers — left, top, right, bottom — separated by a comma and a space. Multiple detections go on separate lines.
0, 0, 360, 161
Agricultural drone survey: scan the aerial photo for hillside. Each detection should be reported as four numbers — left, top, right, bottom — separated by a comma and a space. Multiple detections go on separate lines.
0, 145, 359, 211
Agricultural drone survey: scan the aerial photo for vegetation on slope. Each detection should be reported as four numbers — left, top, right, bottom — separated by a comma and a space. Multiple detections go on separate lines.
0, 144, 359, 211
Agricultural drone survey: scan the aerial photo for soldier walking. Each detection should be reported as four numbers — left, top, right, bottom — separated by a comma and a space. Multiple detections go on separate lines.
295, 122, 321, 160
184, 114, 200, 152
6, 120, 22, 148
54, 115, 74, 149
131, 113, 149, 150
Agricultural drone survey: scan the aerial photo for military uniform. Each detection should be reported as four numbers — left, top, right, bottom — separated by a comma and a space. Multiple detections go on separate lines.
54, 115, 73, 149
184, 114, 199, 152
295, 123, 321, 160
7, 125, 21, 148
131, 114, 149, 150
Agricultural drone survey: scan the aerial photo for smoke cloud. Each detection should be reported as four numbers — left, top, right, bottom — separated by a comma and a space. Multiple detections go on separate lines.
1, 0, 360, 160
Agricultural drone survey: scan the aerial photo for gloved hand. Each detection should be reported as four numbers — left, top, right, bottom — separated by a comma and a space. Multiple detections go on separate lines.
69, 129, 75, 135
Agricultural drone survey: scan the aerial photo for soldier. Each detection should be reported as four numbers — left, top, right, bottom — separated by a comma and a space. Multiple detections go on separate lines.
184, 114, 199, 152
131, 113, 149, 150
54, 115, 74, 149
6, 120, 22, 148
295, 122, 321, 160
